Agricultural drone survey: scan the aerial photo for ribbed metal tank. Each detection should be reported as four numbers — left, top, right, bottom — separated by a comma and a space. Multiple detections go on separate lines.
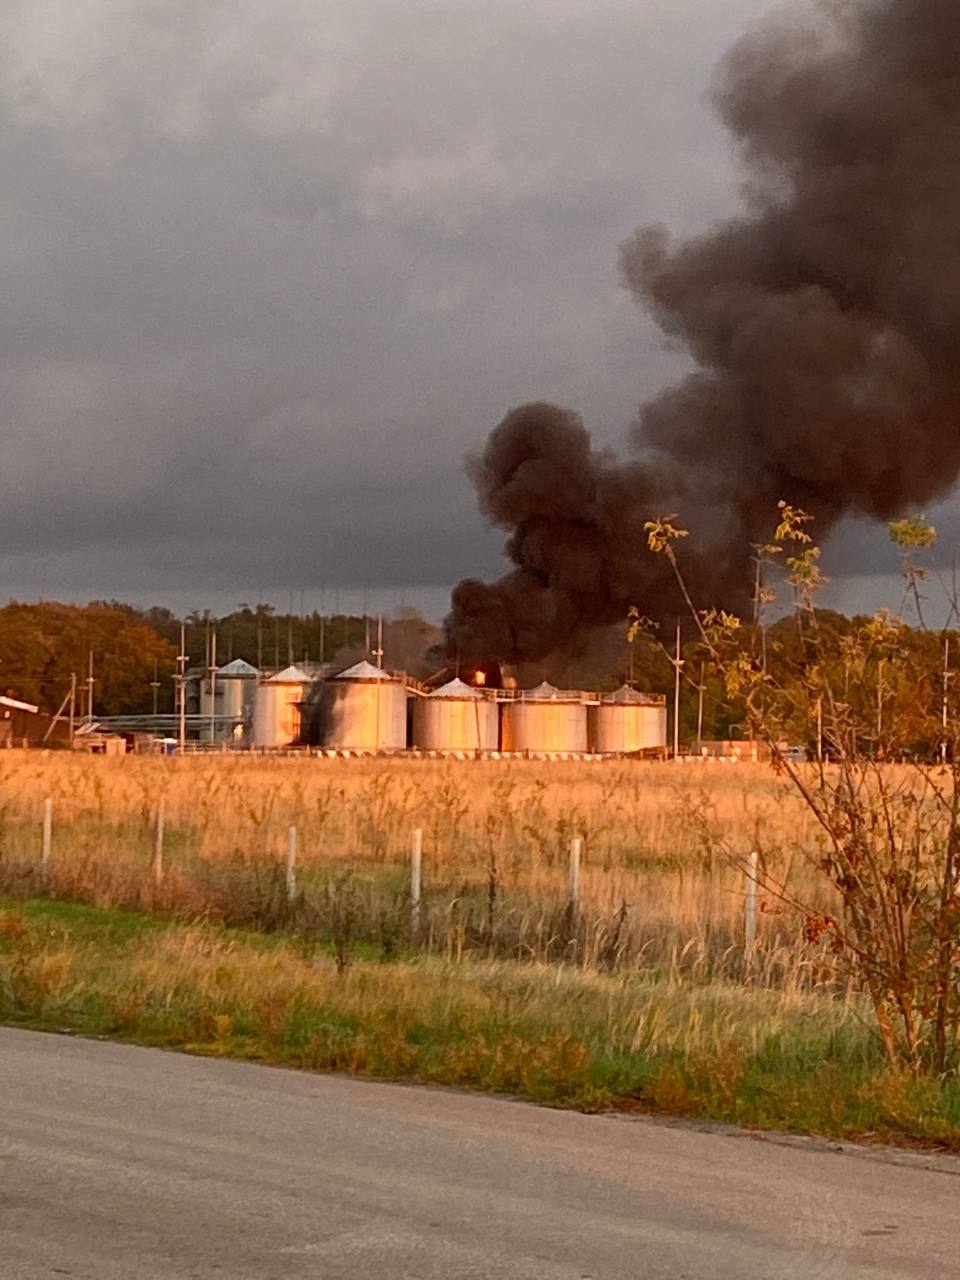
500, 682, 588, 754
589, 686, 668, 754
200, 659, 259, 741
251, 665, 311, 748
319, 660, 407, 751
412, 678, 499, 751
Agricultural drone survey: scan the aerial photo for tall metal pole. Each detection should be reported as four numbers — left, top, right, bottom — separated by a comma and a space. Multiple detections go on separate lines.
151, 657, 160, 715
86, 650, 94, 721
178, 623, 187, 751
68, 673, 76, 748
208, 627, 217, 744
942, 637, 950, 764
673, 621, 682, 759
373, 614, 384, 750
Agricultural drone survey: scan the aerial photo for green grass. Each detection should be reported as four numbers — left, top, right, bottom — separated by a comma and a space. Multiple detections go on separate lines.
2, 897, 959, 1148
11, 897, 169, 944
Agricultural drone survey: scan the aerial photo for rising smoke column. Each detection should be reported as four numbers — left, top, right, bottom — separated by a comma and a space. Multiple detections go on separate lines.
446, 0, 960, 667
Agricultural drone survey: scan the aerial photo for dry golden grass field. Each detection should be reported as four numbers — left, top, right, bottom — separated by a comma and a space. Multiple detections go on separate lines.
3, 750, 960, 1142
0, 750, 834, 974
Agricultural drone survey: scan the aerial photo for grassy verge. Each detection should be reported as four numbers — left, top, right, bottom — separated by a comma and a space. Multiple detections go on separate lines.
2, 897, 959, 1149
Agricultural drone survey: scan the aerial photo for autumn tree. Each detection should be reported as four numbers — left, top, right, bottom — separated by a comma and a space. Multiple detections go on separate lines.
0, 602, 177, 716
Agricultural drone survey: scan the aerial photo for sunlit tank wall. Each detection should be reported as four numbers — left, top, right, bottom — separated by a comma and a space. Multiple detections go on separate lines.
500, 685, 588, 753
252, 668, 310, 748
320, 677, 407, 750
199, 677, 257, 741
590, 695, 667, 754
412, 680, 499, 751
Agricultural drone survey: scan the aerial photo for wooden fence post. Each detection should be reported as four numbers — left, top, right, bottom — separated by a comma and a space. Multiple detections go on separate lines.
286, 825, 298, 904
153, 800, 165, 886
411, 828, 423, 933
744, 849, 759, 960
569, 837, 583, 909
41, 797, 53, 882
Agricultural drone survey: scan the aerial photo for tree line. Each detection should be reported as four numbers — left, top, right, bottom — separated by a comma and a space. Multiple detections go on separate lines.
0, 601, 441, 716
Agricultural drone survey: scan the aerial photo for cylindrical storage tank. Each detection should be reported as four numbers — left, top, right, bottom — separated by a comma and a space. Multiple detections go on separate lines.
500, 682, 588, 754
200, 659, 259, 741
320, 660, 407, 751
412, 678, 499, 751
252, 665, 310, 748
590, 686, 668, 754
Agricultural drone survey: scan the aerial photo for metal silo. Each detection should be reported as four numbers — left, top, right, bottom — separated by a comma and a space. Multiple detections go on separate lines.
590, 686, 668, 754
200, 658, 259, 742
251, 665, 310, 748
500, 682, 588, 754
319, 660, 407, 751
412, 678, 499, 752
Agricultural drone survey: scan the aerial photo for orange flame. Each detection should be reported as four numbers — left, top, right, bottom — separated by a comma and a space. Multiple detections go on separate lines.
474, 670, 487, 687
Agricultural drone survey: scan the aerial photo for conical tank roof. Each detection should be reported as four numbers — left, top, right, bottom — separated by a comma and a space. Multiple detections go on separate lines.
267, 664, 311, 684
605, 684, 653, 704
526, 681, 563, 701
335, 660, 391, 681
431, 677, 482, 699
217, 658, 258, 678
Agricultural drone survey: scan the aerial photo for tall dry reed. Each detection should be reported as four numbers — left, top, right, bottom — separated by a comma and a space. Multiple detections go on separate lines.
0, 751, 836, 980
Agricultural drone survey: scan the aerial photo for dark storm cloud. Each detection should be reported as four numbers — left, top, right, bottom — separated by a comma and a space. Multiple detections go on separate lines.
4, 0, 933, 620
0, 0, 780, 608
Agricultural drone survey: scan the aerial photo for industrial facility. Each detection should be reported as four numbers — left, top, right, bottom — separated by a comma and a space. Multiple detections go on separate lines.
53, 657, 668, 758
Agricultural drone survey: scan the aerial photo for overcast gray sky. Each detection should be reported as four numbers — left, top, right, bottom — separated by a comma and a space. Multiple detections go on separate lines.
1, 0, 953, 621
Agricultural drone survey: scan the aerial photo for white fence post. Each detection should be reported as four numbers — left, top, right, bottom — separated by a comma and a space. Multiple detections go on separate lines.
153, 800, 165, 886
41, 797, 53, 882
411, 828, 423, 933
286, 825, 298, 904
569, 836, 583, 909
744, 849, 759, 959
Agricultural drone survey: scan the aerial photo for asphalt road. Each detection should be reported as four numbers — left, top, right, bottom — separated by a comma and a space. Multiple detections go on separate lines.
1, 1028, 957, 1279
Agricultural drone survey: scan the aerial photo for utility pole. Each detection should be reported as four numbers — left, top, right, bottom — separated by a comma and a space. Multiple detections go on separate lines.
150, 658, 160, 716
68, 673, 76, 748
942, 637, 951, 764
86, 650, 94, 721
208, 627, 218, 744
373, 614, 384, 750
673, 621, 683, 759
177, 623, 187, 751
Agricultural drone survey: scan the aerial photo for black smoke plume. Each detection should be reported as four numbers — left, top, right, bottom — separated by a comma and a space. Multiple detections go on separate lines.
446, 0, 960, 668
